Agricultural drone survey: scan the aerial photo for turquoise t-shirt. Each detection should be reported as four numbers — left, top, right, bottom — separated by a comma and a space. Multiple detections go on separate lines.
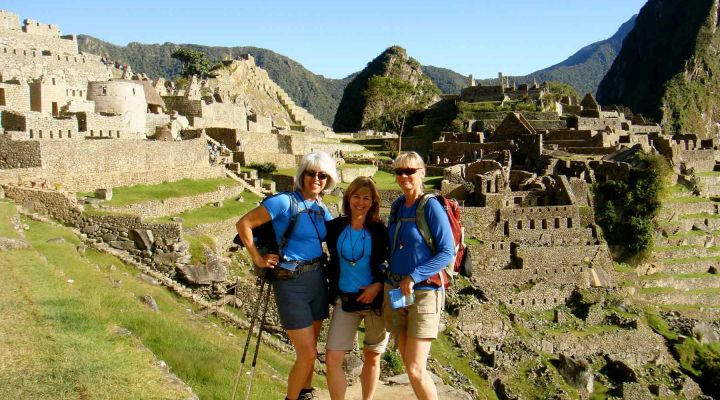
337, 225, 373, 293
262, 191, 332, 262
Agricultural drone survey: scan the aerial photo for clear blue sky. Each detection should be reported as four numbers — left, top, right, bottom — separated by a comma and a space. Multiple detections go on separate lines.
3, 0, 646, 80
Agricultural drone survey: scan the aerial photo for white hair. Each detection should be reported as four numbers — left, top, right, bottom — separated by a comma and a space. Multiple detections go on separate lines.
294, 151, 338, 193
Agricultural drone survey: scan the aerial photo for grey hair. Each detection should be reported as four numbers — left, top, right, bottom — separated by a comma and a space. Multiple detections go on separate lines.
294, 151, 338, 193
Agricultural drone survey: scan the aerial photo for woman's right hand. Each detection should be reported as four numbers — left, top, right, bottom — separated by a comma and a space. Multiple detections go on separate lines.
253, 253, 279, 269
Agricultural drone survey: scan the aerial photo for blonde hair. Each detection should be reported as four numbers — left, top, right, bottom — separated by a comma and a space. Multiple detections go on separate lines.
294, 151, 338, 193
392, 151, 426, 179
342, 176, 381, 223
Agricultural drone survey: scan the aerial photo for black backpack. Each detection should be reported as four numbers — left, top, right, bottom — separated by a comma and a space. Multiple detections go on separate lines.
234, 192, 326, 257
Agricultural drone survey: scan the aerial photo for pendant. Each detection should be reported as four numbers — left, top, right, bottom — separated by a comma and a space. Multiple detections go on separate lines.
351, 261, 356, 266
399, 242, 404, 250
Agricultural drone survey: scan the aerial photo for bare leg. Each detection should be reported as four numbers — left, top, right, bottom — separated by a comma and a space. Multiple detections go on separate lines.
286, 321, 322, 399
326, 350, 347, 400
360, 349, 382, 400
402, 337, 437, 400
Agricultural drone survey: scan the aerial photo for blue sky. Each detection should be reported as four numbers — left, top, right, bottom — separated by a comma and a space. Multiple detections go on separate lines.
3, 0, 646, 79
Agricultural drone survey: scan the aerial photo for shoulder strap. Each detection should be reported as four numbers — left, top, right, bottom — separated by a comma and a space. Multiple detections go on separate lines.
416, 193, 437, 253
278, 192, 299, 256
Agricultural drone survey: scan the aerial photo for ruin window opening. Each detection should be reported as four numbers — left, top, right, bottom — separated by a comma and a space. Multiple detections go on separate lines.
29, 129, 33, 138
116, 131, 120, 138
542, 219, 547, 229
554, 218, 560, 228
567, 218, 573, 228
102, 87, 107, 95
514, 197, 522, 205
52, 77, 55, 85
90, 130, 93, 137
0, 88, 5, 106
132, 88, 136, 95
58, 131, 62, 139
38, 130, 42, 138
504, 221, 509, 235
516, 220, 522, 230
51, 102, 58, 117
49, 131, 53, 139
529, 220, 535, 229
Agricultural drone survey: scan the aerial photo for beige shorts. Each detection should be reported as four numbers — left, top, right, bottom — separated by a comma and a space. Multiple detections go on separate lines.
383, 284, 444, 339
326, 299, 388, 353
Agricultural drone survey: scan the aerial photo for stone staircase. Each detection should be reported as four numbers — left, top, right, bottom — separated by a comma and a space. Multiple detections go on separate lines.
205, 135, 271, 197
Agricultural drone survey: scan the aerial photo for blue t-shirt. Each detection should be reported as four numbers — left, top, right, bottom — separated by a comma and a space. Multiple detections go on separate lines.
262, 191, 332, 262
337, 225, 373, 293
388, 197, 454, 287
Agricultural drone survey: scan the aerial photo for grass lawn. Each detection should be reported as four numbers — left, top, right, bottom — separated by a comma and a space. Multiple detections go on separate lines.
0, 200, 19, 239
80, 177, 240, 207
431, 332, 498, 399
156, 192, 262, 228
0, 215, 306, 399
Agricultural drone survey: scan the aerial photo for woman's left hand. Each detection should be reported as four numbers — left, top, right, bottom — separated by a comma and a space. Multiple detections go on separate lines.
357, 282, 382, 303
399, 276, 415, 297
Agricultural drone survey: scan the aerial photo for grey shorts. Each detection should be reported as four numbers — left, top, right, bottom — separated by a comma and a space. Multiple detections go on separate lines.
272, 268, 329, 330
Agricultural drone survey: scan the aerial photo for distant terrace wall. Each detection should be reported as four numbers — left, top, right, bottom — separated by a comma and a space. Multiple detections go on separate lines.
0, 133, 40, 168
0, 137, 224, 191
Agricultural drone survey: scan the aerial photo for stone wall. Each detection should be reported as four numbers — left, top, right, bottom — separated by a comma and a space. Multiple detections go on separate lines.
163, 96, 202, 117
0, 47, 111, 89
2, 184, 188, 272
339, 165, 377, 183
0, 133, 40, 168
0, 137, 224, 191
2, 110, 79, 139
194, 102, 247, 130
0, 81, 30, 111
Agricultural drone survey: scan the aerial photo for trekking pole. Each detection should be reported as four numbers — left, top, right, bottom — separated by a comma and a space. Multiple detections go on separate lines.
230, 275, 268, 400
244, 278, 273, 400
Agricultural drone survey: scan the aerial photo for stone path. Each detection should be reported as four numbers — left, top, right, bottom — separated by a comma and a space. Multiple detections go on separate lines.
314, 373, 472, 400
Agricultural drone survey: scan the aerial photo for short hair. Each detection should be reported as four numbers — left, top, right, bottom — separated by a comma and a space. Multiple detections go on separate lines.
392, 151, 425, 169
392, 151, 426, 178
342, 176, 381, 223
294, 151, 338, 193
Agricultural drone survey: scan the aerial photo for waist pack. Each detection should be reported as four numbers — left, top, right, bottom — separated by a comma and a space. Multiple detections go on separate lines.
340, 292, 383, 313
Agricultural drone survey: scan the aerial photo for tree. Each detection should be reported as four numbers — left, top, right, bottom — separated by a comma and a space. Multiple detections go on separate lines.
363, 75, 438, 152
171, 48, 210, 79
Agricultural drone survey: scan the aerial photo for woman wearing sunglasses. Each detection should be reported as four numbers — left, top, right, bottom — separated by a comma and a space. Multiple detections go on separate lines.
325, 176, 389, 400
236, 151, 337, 400
384, 151, 453, 400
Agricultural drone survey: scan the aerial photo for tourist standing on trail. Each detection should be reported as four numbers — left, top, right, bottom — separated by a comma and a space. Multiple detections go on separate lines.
325, 176, 389, 400
236, 151, 338, 400
385, 151, 453, 400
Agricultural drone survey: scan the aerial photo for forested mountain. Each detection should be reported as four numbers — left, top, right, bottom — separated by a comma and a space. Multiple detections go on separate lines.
597, 0, 720, 136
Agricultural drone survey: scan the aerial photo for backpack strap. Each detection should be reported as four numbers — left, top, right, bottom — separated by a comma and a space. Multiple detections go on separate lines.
415, 193, 437, 253
278, 192, 299, 258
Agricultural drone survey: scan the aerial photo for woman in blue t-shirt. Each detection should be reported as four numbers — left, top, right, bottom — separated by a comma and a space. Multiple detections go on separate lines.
385, 151, 453, 400
236, 151, 337, 400
325, 176, 389, 400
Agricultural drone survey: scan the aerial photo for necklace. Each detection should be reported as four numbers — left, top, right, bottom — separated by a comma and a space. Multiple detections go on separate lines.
340, 225, 366, 266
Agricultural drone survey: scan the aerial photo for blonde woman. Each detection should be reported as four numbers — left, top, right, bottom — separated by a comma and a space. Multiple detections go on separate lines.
384, 151, 453, 400
236, 151, 338, 400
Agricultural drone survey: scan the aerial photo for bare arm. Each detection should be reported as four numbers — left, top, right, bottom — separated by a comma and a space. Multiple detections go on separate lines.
235, 205, 279, 269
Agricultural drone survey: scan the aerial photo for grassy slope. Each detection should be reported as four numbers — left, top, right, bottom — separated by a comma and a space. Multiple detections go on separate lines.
0, 210, 312, 399
81, 177, 240, 207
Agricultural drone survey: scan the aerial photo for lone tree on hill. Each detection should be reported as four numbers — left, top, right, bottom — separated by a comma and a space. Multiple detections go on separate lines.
171, 48, 211, 79
363, 75, 439, 152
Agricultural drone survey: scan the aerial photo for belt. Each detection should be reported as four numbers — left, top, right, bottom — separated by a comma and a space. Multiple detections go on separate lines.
384, 269, 405, 285
273, 257, 324, 279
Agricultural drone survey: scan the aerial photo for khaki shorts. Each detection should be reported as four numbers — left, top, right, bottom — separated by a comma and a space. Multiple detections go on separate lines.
383, 284, 444, 339
326, 299, 388, 353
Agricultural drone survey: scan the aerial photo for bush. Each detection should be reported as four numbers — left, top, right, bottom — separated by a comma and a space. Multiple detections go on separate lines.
382, 350, 404, 375
247, 162, 277, 175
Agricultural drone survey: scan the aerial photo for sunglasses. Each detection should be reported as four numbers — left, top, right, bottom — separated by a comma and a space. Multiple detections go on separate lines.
394, 168, 421, 176
304, 170, 329, 180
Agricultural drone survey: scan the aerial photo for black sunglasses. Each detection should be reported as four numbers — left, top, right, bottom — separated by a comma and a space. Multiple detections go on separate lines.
304, 170, 329, 180
394, 168, 421, 176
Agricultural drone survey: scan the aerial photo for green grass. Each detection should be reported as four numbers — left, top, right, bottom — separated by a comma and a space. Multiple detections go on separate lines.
156, 192, 262, 228
430, 332, 498, 399
680, 213, 720, 219
80, 177, 240, 207
0, 200, 19, 239
665, 254, 720, 265
186, 233, 216, 265
666, 196, 711, 204
613, 262, 635, 273
0, 215, 304, 399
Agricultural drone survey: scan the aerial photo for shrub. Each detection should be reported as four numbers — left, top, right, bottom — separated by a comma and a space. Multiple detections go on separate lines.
248, 162, 277, 175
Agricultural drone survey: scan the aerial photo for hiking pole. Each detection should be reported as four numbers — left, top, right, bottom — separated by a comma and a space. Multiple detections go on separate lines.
244, 277, 273, 400
231, 275, 268, 400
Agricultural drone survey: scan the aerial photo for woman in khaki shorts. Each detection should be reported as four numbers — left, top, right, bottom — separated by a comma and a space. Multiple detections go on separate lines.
385, 152, 453, 400
325, 177, 390, 400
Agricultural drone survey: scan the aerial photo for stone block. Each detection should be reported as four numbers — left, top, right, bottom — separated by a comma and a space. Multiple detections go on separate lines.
153, 252, 180, 266
129, 229, 154, 250
177, 259, 227, 285
109, 240, 136, 251
95, 188, 113, 201
557, 354, 593, 392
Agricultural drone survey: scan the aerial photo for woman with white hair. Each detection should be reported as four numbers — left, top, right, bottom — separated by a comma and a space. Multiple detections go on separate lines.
236, 151, 338, 400
384, 151, 453, 400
